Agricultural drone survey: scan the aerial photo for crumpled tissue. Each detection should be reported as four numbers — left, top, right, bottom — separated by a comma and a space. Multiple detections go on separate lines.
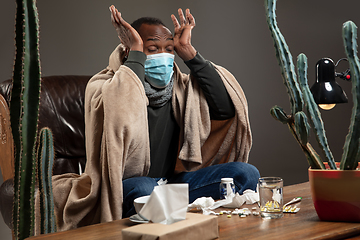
139, 183, 189, 224
188, 189, 259, 215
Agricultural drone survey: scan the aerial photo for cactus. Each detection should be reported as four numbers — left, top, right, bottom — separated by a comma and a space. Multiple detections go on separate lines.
341, 21, 360, 170
11, 0, 42, 238
297, 54, 337, 170
293, 111, 310, 146
37, 127, 57, 234
264, 0, 303, 115
265, 0, 326, 169
270, 105, 290, 124
11, 0, 56, 239
287, 112, 325, 170
265, 0, 360, 171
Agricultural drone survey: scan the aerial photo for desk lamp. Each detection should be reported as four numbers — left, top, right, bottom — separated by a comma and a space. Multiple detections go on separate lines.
310, 58, 350, 110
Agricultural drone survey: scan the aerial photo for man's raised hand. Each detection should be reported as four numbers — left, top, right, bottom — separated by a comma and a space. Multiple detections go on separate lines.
171, 8, 197, 61
110, 5, 143, 52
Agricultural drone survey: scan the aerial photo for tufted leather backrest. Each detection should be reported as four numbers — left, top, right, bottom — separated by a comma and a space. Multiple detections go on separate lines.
0, 75, 92, 175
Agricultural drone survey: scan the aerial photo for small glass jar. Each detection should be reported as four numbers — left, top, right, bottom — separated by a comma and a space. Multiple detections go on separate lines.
219, 178, 235, 199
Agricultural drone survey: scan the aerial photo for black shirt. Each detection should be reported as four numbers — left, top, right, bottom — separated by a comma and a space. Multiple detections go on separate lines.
124, 51, 235, 178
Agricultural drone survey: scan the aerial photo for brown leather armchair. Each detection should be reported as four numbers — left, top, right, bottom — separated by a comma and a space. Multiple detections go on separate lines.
0, 75, 92, 229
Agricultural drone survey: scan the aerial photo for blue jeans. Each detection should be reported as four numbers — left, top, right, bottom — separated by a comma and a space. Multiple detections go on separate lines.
122, 162, 260, 218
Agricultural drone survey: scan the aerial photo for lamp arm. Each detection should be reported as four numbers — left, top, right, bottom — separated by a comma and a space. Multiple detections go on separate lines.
336, 69, 351, 81
335, 58, 351, 81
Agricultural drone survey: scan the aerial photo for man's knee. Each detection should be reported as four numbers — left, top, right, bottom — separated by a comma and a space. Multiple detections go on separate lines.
133, 181, 157, 196
226, 162, 259, 177
123, 177, 158, 198
226, 162, 260, 192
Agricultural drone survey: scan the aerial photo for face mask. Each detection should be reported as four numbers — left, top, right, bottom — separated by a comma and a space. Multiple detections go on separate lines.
144, 53, 175, 88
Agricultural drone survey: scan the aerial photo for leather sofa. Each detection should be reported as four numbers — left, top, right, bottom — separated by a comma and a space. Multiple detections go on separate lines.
0, 75, 92, 229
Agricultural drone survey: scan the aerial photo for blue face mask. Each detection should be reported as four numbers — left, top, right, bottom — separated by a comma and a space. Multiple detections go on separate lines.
144, 53, 175, 88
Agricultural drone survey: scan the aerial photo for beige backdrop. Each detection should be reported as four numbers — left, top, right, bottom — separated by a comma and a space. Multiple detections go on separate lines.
1, 0, 359, 189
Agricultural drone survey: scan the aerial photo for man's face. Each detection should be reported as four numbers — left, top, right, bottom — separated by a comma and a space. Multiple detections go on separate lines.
138, 24, 174, 56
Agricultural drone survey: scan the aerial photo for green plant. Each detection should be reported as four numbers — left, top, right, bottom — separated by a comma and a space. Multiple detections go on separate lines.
265, 0, 360, 170
340, 21, 360, 170
37, 127, 57, 234
11, 0, 56, 239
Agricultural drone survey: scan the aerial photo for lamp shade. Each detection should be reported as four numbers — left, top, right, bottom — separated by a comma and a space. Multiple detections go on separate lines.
310, 58, 348, 104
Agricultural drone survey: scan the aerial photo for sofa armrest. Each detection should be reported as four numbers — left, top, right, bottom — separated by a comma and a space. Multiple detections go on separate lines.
0, 94, 14, 182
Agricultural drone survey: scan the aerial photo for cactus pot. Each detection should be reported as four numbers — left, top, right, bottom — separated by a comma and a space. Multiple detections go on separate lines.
308, 163, 360, 222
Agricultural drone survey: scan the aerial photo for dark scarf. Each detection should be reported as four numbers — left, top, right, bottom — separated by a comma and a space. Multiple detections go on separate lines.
143, 76, 174, 108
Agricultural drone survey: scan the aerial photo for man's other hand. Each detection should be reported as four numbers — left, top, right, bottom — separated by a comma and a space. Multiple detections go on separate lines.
171, 8, 197, 61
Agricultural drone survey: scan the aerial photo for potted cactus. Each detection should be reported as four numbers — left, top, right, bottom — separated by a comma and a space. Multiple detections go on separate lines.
265, 0, 360, 222
11, 0, 57, 239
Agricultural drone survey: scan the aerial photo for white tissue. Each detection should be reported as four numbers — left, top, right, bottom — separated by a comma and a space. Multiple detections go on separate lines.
157, 178, 168, 185
222, 189, 259, 208
139, 184, 188, 225
187, 197, 215, 211
188, 189, 259, 214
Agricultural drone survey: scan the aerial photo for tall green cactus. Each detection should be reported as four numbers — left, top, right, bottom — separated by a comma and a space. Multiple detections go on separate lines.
265, 0, 327, 169
37, 127, 57, 234
12, 0, 42, 238
265, 0, 360, 171
297, 54, 336, 170
341, 21, 360, 170
264, 0, 303, 115
11, 0, 56, 239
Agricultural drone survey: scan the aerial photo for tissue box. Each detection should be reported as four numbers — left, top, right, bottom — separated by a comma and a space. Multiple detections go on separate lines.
122, 213, 218, 240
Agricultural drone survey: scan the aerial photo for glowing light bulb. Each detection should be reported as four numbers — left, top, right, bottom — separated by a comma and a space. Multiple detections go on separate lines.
319, 104, 336, 110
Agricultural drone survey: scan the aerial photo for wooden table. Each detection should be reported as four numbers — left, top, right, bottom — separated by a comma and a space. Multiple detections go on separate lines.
28, 182, 360, 240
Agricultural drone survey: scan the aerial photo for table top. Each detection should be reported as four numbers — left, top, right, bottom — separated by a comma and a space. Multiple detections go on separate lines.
217, 182, 360, 240
28, 182, 360, 240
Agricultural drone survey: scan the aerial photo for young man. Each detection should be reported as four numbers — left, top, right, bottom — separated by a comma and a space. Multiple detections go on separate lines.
52, 6, 259, 231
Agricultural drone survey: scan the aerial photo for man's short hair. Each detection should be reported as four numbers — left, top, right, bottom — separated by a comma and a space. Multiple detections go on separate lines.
131, 17, 167, 32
